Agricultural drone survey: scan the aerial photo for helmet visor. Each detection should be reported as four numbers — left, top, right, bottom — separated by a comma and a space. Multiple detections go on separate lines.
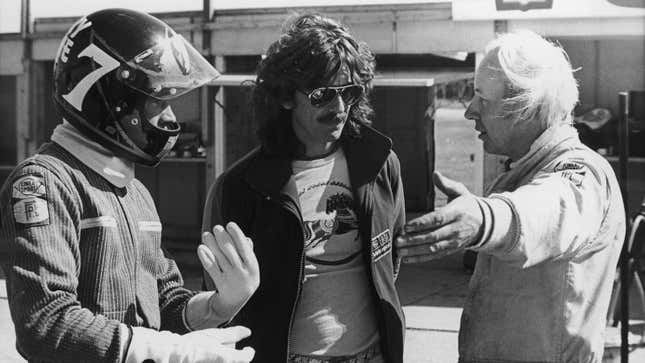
123, 28, 219, 100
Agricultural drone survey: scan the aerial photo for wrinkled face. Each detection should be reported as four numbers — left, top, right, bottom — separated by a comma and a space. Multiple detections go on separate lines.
287, 66, 354, 158
464, 52, 516, 157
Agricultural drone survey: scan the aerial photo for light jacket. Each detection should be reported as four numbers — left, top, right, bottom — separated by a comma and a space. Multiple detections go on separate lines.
459, 125, 625, 363
203, 125, 406, 363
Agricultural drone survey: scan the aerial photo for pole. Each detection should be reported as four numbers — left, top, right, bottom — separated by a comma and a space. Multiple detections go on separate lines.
618, 91, 630, 363
202, 0, 211, 54
18, 0, 33, 159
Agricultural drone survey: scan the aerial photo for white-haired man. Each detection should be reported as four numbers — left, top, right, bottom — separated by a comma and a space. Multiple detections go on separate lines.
396, 30, 625, 362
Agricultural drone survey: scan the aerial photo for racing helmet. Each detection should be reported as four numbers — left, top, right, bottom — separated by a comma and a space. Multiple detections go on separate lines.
52, 8, 220, 166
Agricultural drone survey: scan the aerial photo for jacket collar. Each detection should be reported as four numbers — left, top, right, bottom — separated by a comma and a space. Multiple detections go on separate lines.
244, 125, 392, 199
51, 120, 135, 188
507, 124, 579, 174
486, 124, 580, 194
342, 125, 392, 189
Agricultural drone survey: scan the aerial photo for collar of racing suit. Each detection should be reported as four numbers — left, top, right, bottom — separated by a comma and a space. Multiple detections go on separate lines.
508, 123, 579, 171
485, 124, 580, 195
51, 120, 135, 188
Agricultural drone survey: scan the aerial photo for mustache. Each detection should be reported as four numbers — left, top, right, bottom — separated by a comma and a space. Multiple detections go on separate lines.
317, 113, 348, 123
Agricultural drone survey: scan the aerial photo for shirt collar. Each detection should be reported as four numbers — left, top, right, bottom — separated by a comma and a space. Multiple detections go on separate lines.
508, 124, 578, 170
50, 121, 135, 188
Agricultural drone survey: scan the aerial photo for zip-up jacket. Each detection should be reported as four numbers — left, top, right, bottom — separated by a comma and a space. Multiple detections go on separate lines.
0, 142, 195, 363
203, 125, 406, 363
459, 125, 625, 363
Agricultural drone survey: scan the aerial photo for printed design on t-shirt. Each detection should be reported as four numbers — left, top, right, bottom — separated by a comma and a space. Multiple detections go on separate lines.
303, 191, 359, 251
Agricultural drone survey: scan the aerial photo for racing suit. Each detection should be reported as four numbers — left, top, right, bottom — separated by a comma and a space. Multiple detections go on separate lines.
460, 125, 625, 363
0, 124, 195, 362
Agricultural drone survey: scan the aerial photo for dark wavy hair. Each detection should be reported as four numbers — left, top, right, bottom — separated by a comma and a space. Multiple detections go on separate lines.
253, 13, 376, 156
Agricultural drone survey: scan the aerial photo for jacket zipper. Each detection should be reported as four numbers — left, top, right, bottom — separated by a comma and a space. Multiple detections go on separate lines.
112, 185, 139, 324
362, 182, 391, 359
270, 194, 305, 362
361, 183, 377, 297
286, 233, 305, 363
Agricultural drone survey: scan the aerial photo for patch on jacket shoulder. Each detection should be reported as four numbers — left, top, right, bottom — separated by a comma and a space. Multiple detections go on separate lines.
12, 174, 49, 226
13, 174, 46, 198
554, 160, 587, 187
371, 229, 392, 262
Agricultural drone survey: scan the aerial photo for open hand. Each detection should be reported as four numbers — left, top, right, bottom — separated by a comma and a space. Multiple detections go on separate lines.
197, 222, 259, 322
395, 172, 484, 263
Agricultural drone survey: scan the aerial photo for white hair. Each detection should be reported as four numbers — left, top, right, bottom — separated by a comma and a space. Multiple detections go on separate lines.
485, 29, 579, 127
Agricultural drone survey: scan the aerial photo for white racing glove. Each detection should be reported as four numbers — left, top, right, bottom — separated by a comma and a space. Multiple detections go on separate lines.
123, 325, 255, 363
197, 222, 260, 324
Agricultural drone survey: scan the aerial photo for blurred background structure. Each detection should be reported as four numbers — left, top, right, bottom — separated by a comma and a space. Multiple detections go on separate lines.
0, 1, 644, 362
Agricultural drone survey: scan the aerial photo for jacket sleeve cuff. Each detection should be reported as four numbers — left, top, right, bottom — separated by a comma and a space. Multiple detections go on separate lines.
182, 303, 195, 332
469, 196, 518, 253
183, 292, 232, 331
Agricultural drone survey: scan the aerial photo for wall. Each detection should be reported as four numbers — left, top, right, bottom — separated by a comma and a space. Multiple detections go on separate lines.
0, 38, 23, 75
557, 36, 645, 216
608, 159, 645, 218
137, 161, 207, 246
433, 106, 483, 207
0, 76, 17, 164
209, 4, 493, 56
0, 75, 17, 187
556, 36, 645, 116
222, 55, 262, 167
373, 86, 434, 211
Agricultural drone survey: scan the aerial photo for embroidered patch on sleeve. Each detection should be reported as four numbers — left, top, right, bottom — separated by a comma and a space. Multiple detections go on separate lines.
554, 161, 588, 187
371, 229, 392, 262
12, 174, 47, 199
12, 174, 50, 226
13, 197, 49, 225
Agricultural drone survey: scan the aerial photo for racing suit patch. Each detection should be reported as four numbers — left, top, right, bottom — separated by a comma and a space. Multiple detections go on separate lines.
12, 174, 47, 198
13, 197, 49, 225
12, 174, 50, 226
371, 229, 392, 262
554, 161, 587, 187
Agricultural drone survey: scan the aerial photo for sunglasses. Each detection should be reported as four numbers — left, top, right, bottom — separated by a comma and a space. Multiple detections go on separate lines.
303, 84, 364, 108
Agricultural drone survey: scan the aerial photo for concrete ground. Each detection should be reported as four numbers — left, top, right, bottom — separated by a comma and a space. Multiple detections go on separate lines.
1, 252, 644, 362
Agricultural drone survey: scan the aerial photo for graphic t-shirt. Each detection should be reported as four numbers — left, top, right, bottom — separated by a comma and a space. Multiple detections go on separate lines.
289, 148, 379, 356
